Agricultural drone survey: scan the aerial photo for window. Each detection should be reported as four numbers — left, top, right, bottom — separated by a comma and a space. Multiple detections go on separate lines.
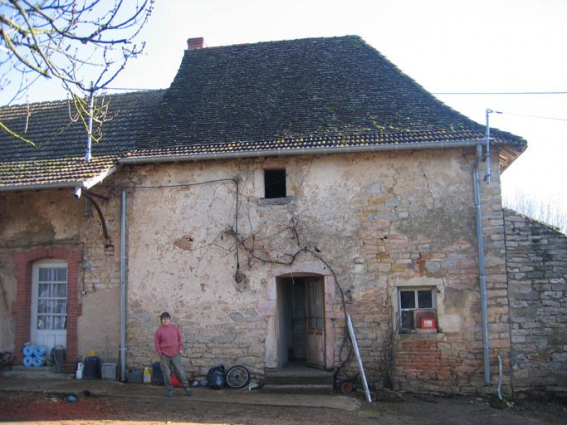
264, 169, 286, 199
398, 288, 436, 333
36, 266, 68, 330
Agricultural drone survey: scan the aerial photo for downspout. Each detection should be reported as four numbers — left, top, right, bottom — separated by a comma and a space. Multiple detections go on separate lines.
473, 144, 491, 385
119, 190, 128, 382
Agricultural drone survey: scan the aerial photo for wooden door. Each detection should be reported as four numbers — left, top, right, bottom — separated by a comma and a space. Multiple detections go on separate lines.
305, 278, 325, 369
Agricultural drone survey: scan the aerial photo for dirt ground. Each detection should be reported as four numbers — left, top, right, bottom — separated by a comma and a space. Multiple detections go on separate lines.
0, 390, 565, 425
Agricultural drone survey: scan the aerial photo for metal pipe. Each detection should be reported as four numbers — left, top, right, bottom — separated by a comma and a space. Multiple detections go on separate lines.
473, 144, 491, 385
497, 354, 503, 399
85, 91, 94, 163
119, 190, 127, 382
82, 192, 111, 242
485, 109, 503, 184
485, 109, 492, 184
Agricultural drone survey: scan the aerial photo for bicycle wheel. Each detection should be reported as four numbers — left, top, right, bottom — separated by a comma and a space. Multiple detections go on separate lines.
225, 365, 250, 389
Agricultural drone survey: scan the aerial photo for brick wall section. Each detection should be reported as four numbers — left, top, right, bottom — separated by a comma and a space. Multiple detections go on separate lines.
504, 209, 567, 397
395, 336, 460, 392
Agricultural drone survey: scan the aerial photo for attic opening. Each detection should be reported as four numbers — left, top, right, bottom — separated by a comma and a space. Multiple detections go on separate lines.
264, 169, 286, 199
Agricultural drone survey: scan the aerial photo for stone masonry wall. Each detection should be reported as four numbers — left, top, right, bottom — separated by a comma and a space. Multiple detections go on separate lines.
0, 188, 125, 364
504, 209, 567, 397
122, 147, 511, 394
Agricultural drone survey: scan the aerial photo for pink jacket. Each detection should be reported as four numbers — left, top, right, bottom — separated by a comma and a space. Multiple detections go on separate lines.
154, 324, 184, 357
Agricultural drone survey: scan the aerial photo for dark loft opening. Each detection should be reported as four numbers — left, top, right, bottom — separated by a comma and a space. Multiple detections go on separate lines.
264, 169, 286, 199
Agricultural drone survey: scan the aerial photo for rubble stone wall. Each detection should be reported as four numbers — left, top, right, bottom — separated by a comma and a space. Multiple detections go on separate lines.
504, 209, 567, 397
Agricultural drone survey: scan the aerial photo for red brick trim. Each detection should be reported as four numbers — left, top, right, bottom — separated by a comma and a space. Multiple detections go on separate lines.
12, 246, 83, 364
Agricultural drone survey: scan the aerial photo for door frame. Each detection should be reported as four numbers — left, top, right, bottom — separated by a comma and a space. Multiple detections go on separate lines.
261, 264, 338, 371
12, 246, 83, 365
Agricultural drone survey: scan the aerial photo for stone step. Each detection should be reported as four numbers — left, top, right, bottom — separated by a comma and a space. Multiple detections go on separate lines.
264, 374, 334, 386
262, 384, 334, 395
263, 365, 335, 394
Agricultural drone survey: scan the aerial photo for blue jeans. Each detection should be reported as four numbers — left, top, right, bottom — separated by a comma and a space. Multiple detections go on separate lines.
160, 353, 189, 391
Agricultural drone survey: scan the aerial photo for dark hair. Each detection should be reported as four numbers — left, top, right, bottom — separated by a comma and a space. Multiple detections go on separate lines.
160, 312, 171, 320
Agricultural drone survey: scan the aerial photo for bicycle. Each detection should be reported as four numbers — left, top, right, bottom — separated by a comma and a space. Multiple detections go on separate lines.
224, 365, 250, 389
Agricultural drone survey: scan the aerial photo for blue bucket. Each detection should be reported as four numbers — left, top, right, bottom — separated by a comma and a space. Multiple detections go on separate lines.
23, 356, 33, 367
23, 346, 34, 357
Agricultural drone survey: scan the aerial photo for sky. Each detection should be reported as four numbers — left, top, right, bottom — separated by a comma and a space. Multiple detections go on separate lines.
2, 0, 566, 223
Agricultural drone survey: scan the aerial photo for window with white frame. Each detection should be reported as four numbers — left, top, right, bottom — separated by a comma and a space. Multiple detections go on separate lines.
398, 288, 437, 333
36, 266, 68, 330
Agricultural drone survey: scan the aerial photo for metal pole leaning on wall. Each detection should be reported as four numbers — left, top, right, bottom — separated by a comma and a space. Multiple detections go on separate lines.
347, 315, 372, 402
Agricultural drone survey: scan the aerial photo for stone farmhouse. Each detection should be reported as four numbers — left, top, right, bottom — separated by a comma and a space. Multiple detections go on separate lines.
0, 36, 565, 398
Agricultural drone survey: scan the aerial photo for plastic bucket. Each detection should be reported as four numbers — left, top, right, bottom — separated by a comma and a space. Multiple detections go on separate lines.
83, 356, 100, 379
51, 347, 66, 373
128, 368, 143, 384
143, 367, 152, 384
151, 361, 164, 386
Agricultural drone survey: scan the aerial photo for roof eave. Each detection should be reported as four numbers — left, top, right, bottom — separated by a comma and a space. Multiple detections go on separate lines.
119, 138, 491, 165
0, 165, 117, 193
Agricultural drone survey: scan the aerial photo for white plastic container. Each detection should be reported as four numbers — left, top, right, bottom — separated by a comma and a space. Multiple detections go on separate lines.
76, 362, 84, 380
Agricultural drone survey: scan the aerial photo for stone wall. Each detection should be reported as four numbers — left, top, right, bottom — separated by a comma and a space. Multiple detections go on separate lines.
0, 188, 124, 364
122, 147, 510, 393
1, 147, 516, 395
504, 209, 567, 397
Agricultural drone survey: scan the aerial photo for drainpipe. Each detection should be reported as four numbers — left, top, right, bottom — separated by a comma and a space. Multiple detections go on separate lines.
473, 144, 491, 385
119, 190, 128, 381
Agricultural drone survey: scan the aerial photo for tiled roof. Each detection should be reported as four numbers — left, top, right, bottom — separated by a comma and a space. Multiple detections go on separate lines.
0, 90, 165, 190
0, 36, 526, 191
138, 36, 525, 152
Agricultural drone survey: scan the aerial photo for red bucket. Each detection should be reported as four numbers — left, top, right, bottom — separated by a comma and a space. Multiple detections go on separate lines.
170, 375, 182, 387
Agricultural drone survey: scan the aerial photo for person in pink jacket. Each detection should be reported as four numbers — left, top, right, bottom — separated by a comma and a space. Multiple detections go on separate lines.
154, 312, 192, 397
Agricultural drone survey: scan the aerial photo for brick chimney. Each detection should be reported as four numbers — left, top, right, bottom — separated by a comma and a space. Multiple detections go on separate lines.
187, 37, 204, 51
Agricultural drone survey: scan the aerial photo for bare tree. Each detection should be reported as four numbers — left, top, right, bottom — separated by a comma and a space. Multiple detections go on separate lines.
504, 191, 567, 234
0, 0, 154, 145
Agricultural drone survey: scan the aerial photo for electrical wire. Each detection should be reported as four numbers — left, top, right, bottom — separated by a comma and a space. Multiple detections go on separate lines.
101, 178, 235, 189
496, 111, 567, 122
433, 91, 567, 95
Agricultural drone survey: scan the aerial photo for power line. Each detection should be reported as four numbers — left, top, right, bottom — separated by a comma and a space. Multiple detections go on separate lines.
433, 91, 567, 95
499, 111, 567, 122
